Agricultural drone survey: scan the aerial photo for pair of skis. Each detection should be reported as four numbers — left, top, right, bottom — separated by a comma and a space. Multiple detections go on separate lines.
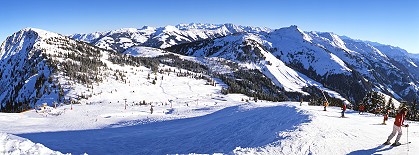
384, 141, 411, 147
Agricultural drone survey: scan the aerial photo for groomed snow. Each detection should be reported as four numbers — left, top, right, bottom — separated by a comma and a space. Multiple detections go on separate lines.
1, 100, 417, 154
0, 132, 65, 155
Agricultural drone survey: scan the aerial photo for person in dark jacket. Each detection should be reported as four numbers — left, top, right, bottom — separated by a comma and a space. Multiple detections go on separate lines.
384, 107, 409, 146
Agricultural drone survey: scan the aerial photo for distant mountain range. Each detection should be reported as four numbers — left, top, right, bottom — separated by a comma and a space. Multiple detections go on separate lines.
70, 23, 419, 101
1, 23, 418, 112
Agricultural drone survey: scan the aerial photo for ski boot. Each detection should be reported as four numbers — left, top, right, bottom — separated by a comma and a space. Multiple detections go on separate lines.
391, 141, 401, 146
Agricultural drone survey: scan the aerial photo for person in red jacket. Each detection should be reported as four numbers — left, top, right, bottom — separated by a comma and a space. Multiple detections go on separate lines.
384, 107, 409, 146
341, 104, 347, 117
359, 104, 365, 115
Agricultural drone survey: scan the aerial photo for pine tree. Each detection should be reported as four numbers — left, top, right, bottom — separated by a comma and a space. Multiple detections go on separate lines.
362, 91, 385, 113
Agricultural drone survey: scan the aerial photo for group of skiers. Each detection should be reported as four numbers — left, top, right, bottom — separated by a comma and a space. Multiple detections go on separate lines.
322, 100, 346, 117
319, 100, 409, 147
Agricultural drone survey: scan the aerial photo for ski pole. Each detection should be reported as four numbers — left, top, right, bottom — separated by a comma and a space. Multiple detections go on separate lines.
321, 90, 329, 104
407, 126, 409, 151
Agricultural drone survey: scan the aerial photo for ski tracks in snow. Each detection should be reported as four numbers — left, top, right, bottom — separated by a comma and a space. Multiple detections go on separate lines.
234, 104, 413, 155
13, 102, 419, 154
271, 105, 418, 155
18, 104, 310, 155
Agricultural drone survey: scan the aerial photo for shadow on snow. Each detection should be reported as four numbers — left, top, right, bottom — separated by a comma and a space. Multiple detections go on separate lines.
347, 144, 394, 155
19, 105, 310, 155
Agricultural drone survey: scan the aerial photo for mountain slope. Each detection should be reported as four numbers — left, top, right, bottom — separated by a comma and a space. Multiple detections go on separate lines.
166, 27, 363, 103
0, 28, 213, 112
166, 24, 419, 103
2, 27, 284, 113
168, 33, 321, 93
0, 28, 68, 112
339, 37, 419, 100
0, 27, 126, 112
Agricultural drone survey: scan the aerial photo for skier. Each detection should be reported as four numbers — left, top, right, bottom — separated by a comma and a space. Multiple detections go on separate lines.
150, 105, 154, 114
384, 107, 409, 146
323, 101, 328, 111
300, 98, 303, 106
341, 103, 346, 117
359, 104, 365, 115
382, 109, 390, 125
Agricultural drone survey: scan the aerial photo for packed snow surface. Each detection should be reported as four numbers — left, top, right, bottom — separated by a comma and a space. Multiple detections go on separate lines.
1, 100, 417, 155
0, 132, 65, 155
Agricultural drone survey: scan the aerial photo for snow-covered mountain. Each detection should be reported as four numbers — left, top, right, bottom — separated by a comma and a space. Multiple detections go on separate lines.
0, 27, 284, 113
338, 37, 419, 100
304, 31, 419, 100
2, 23, 419, 112
0, 28, 220, 112
70, 23, 272, 52
365, 41, 419, 80
164, 24, 419, 103
0, 28, 66, 112
166, 32, 345, 99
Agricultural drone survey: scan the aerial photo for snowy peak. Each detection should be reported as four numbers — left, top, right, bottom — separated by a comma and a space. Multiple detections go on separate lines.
272, 25, 312, 42
0, 28, 50, 59
159, 25, 180, 33
176, 23, 223, 30
70, 23, 272, 52
0, 27, 117, 112
1, 28, 37, 59
220, 23, 243, 34
267, 27, 352, 76
110, 28, 140, 34
175, 23, 272, 33
309, 32, 347, 50
69, 31, 105, 44
139, 25, 157, 32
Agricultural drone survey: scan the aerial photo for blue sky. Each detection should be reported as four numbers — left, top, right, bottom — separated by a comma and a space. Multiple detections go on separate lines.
1, 0, 418, 53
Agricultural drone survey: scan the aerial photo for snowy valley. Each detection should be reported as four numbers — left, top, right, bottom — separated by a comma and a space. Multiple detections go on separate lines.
1, 23, 419, 154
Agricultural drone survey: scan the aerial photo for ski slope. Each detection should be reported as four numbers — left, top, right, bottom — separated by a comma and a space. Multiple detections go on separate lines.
235, 104, 419, 154
1, 100, 418, 155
